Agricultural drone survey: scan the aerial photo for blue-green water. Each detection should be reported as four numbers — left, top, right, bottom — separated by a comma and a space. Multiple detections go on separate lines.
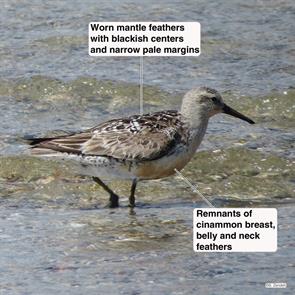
0, 1, 294, 294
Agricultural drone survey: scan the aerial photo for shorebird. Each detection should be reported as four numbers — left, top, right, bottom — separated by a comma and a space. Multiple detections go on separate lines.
29, 87, 254, 208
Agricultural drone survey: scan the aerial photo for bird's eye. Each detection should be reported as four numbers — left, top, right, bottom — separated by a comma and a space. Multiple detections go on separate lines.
211, 97, 218, 103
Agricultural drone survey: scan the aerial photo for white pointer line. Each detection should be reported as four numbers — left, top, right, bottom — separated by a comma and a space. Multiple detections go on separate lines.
174, 168, 215, 208
139, 56, 144, 115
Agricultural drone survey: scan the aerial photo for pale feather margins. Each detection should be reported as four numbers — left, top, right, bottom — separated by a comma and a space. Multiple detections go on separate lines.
30, 111, 190, 161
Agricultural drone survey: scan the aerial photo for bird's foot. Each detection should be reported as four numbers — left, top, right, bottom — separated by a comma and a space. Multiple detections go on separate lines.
107, 193, 119, 208
128, 196, 135, 208
128, 207, 136, 215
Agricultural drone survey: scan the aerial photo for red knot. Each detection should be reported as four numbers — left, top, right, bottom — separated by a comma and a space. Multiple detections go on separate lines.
28, 87, 255, 208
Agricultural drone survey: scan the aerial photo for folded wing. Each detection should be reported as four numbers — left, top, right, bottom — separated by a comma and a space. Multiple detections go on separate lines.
30, 111, 188, 161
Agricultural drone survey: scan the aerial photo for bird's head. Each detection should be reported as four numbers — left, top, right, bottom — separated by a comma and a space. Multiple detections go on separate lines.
181, 87, 255, 124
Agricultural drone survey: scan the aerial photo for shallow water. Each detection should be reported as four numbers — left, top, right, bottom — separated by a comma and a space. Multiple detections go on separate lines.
0, 0, 295, 294
1, 0, 295, 95
0, 206, 294, 295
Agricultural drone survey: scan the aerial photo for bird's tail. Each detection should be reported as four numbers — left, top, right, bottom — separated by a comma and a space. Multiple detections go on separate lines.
24, 135, 62, 156
24, 136, 54, 146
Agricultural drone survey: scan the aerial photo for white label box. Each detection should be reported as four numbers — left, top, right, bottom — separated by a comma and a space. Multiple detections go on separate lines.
193, 208, 277, 252
89, 22, 200, 57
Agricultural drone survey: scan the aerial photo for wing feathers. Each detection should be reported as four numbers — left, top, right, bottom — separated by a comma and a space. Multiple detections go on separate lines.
30, 111, 188, 160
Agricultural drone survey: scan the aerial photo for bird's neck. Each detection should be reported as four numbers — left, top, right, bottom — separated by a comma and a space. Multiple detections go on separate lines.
180, 106, 209, 151
181, 102, 209, 129
188, 116, 209, 150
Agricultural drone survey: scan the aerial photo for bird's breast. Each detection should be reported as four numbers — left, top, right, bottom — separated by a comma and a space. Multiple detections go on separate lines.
134, 144, 196, 180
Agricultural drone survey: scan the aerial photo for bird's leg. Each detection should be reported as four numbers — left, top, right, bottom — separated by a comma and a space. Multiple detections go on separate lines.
92, 177, 119, 208
129, 179, 137, 208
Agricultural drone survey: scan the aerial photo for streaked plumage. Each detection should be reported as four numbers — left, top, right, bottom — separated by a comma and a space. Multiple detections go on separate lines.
29, 87, 255, 207
31, 110, 188, 161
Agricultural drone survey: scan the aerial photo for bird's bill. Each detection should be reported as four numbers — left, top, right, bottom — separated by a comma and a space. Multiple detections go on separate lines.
222, 104, 255, 124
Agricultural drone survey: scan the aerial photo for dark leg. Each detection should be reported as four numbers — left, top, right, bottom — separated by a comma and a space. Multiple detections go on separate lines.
92, 177, 119, 208
129, 179, 137, 208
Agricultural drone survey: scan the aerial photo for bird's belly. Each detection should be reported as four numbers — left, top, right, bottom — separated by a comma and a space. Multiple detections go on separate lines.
134, 148, 194, 180
42, 145, 197, 181
62, 154, 134, 180
75, 153, 193, 180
